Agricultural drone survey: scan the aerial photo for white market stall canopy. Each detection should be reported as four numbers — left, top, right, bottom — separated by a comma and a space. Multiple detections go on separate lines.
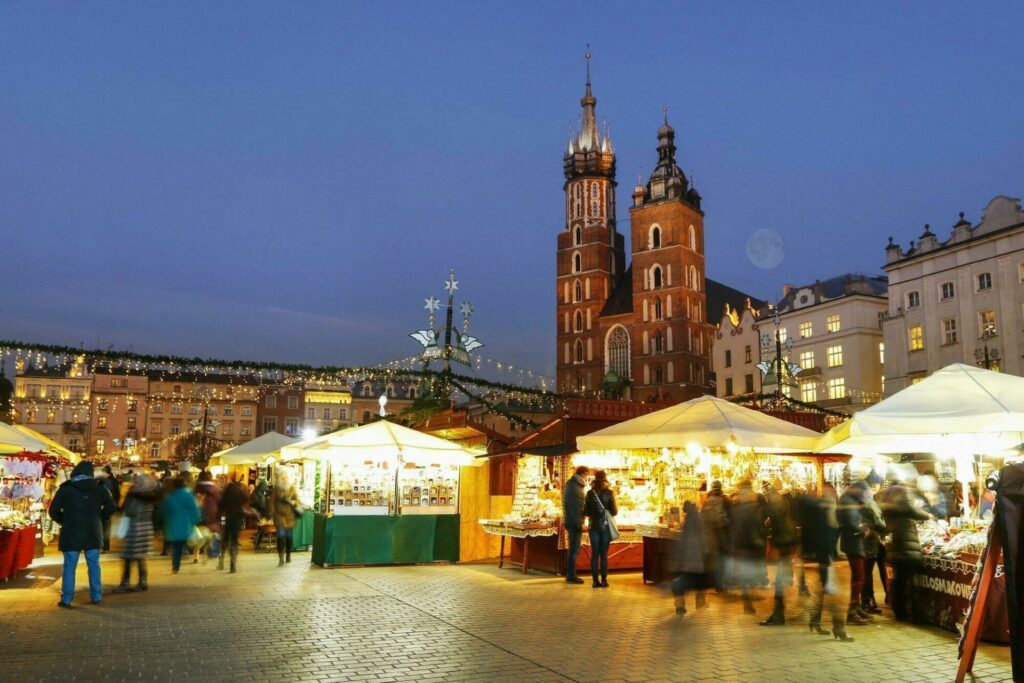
0, 422, 78, 460
817, 363, 1024, 456
208, 431, 299, 467
576, 395, 821, 454
280, 419, 483, 467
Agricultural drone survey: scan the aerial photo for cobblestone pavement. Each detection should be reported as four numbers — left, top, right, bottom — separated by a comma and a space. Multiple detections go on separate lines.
1, 551, 1013, 682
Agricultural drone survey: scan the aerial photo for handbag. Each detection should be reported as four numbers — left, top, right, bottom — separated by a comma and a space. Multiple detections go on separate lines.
113, 515, 131, 540
591, 490, 620, 542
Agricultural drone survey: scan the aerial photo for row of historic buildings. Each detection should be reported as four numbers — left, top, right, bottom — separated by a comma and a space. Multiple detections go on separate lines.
9, 360, 420, 460
556, 56, 1024, 413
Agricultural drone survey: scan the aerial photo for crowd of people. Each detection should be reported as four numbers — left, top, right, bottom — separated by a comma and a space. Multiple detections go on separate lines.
562, 463, 945, 643
47, 461, 304, 607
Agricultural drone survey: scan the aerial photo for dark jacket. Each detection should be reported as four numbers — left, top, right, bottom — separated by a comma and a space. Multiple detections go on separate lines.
670, 500, 707, 574
49, 472, 116, 552
797, 491, 838, 564
879, 483, 931, 565
763, 487, 798, 550
220, 482, 251, 523
730, 488, 766, 559
861, 495, 887, 559
561, 474, 587, 533
584, 485, 618, 533
101, 473, 120, 507
837, 481, 869, 557
195, 480, 223, 533
701, 490, 730, 558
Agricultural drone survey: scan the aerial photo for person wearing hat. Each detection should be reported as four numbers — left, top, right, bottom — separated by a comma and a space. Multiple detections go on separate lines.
114, 473, 161, 593
48, 461, 117, 607
700, 480, 731, 593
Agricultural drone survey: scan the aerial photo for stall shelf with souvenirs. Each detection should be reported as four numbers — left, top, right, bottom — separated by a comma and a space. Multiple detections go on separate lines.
577, 395, 827, 584
816, 363, 1024, 644
0, 452, 73, 579
278, 421, 479, 567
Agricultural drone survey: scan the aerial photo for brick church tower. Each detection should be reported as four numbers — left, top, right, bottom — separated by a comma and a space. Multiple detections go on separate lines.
626, 113, 712, 401
555, 53, 625, 393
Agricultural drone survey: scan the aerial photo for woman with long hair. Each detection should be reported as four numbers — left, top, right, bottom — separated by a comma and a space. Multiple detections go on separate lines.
113, 473, 160, 593
583, 470, 618, 588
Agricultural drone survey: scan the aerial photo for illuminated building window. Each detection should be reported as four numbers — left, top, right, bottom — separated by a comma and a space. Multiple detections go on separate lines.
826, 315, 840, 333
979, 309, 996, 336
189, 404, 201, 415
127, 417, 136, 430
97, 416, 107, 429
288, 395, 299, 410
151, 423, 162, 435
607, 327, 629, 379
240, 423, 251, 436
799, 322, 813, 339
96, 439, 105, 454
266, 395, 277, 409
307, 407, 315, 419
242, 405, 252, 416
223, 405, 233, 416
909, 325, 924, 351
222, 424, 233, 437
171, 404, 182, 414
150, 444, 159, 458
827, 377, 846, 400
800, 350, 815, 370
801, 381, 817, 403
98, 398, 109, 412
827, 345, 843, 367
879, 343, 885, 364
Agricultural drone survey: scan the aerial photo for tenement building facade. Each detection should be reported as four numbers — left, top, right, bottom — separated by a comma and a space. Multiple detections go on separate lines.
882, 195, 1024, 394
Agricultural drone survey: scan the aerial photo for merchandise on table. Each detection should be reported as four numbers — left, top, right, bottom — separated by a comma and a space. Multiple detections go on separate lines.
479, 456, 559, 530
399, 463, 459, 515
919, 518, 991, 559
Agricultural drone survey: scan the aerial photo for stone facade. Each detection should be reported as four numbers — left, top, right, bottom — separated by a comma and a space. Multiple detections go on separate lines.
882, 195, 1024, 394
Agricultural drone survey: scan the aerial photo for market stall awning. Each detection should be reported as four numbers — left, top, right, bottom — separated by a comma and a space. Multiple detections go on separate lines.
280, 419, 483, 467
0, 423, 78, 460
576, 395, 821, 453
208, 431, 299, 466
817, 363, 1024, 456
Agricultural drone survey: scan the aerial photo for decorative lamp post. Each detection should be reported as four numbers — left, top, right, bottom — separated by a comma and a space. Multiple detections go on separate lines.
974, 323, 1000, 370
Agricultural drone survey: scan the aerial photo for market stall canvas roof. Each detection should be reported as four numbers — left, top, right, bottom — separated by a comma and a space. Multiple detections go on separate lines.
209, 431, 299, 466
576, 395, 821, 454
0, 422, 78, 460
817, 363, 1024, 456
280, 419, 483, 466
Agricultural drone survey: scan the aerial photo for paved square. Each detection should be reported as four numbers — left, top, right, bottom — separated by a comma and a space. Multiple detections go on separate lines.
1, 552, 1013, 682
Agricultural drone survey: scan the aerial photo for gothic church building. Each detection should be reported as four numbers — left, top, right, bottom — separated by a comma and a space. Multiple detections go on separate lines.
556, 61, 750, 402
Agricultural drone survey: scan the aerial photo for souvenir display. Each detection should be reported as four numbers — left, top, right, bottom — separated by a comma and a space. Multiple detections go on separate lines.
328, 461, 393, 515
398, 463, 459, 514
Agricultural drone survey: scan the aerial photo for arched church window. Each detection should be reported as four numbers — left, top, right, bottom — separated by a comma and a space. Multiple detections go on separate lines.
650, 225, 661, 249
654, 297, 663, 320
574, 310, 583, 333
606, 326, 630, 380
575, 340, 584, 364
690, 265, 698, 291
689, 225, 697, 250
574, 279, 583, 302
573, 252, 582, 273
574, 226, 582, 246
652, 265, 663, 289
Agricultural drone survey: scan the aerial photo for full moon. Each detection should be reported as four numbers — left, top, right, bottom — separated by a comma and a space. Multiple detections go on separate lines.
746, 229, 785, 269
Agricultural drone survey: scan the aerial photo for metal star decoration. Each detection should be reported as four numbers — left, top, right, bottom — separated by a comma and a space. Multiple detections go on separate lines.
424, 297, 440, 314
444, 272, 459, 293
460, 302, 473, 317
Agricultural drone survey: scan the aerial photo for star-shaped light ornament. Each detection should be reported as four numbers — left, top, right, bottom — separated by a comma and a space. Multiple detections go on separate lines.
444, 271, 459, 294
424, 297, 441, 314
460, 302, 473, 317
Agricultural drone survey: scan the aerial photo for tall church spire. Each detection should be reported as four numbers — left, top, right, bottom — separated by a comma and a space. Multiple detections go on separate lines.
563, 47, 615, 181
578, 46, 599, 152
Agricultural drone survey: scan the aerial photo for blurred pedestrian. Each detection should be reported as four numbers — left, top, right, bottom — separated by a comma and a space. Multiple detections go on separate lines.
561, 465, 588, 585
194, 470, 222, 563
100, 465, 121, 551
48, 461, 116, 607
797, 484, 851, 641
114, 473, 160, 593
860, 485, 888, 614
270, 472, 300, 566
701, 480, 731, 592
730, 479, 766, 614
879, 469, 932, 622
671, 500, 707, 614
218, 477, 250, 573
760, 478, 797, 626
837, 480, 873, 625
584, 469, 618, 588
160, 477, 201, 573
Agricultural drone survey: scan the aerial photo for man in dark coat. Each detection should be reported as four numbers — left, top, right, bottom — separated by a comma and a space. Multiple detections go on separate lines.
49, 461, 116, 607
730, 479, 766, 614
218, 477, 250, 574
100, 465, 120, 551
701, 480, 731, 592
837, 480, 872, 625
561, 465, 588, 584
760, 479, 798, 625
879, 477, 932, 622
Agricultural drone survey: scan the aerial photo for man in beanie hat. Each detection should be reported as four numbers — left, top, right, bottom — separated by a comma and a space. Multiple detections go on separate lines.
49, 461, 116, 607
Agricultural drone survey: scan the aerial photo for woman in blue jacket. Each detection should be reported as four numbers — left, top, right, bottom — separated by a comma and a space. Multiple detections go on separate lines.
160, 478, 201, 573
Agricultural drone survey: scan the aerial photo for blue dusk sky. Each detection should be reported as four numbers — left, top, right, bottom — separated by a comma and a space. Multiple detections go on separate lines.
2, 2, 1022, 380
